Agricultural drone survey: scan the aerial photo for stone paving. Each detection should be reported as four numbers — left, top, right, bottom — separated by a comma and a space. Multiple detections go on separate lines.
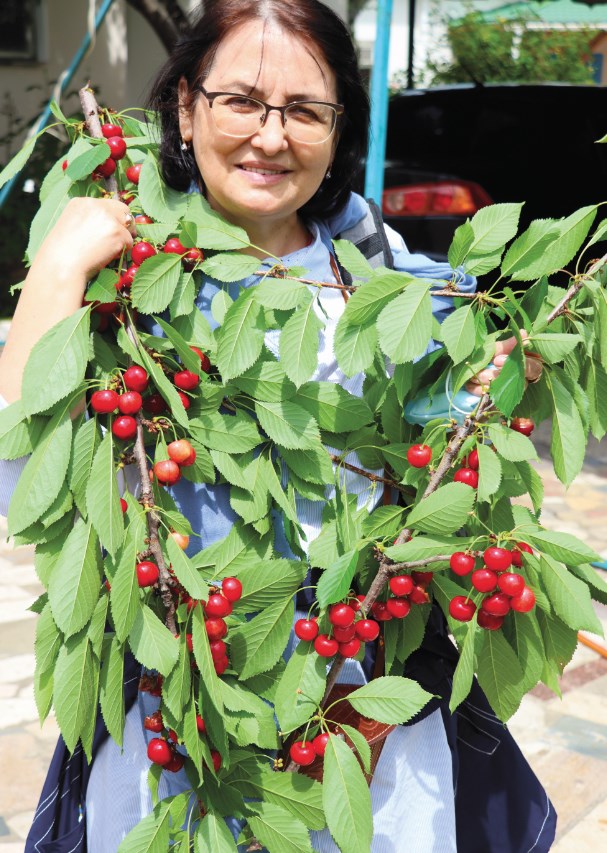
0, 421, 606, 850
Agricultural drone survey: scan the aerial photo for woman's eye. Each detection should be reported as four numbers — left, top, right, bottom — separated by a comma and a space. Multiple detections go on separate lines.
289, 106, 321, 123
225, 97, 257, 112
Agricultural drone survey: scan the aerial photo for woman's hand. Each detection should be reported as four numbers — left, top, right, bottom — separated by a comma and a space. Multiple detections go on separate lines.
465, 331, 543, 397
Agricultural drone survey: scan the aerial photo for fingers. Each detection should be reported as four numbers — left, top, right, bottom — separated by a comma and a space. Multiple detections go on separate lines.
493, 330, 529, 358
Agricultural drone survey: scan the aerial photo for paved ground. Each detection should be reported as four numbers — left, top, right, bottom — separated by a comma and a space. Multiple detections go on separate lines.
0, 421, 606, 851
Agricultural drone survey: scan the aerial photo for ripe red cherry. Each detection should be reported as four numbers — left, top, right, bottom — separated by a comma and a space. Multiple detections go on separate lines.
484, 547, 512, 572
464, 449, 479, 470
214, 655, 229, 675
314, 634, 339, 657
164, 238, 187, 254
134, 214, 153, 224
120, 498, 128, 513
144, 711, 163, 733
174, 370, 200, 391
183, 247, 204, 266
205, 594, 232, 618
412, 571, 433, 588
386, 597, 411, 619
511, 417, 535, 436
477, 610, 504, 631
221, 577, 242, 602
143, 393, 166, 415
312, 733, 330, 757
389, 575, 414, 597
165, 751, 185, 773
147, 738, 172, 766
329, 603, 356, 628
454, 468, 479, 488
332, 624, 356, 643
351, 594, 367, 612
407, 444, 432, 468
209, 640, 227, 661
450, 552, 475, 576
471, 568, 498, 593
119, 263, 139, 288
107, 136, 127, 160
371, 601, 392, 621
101, 123, 123, 138
112, 415, 137, 441
177, 391, 191, 410
117, 391, 142, 415
339, 637, 362, 657
126, 163, 142, 183
409, 585, 430, 605
124, 365, 149, 393
205, 618, 227, 641
96, 157, 116, 178
355, 619, 380, 641
131, 241, 157, 266
290, 741, 315, 766
511, 542, 533, 568
510, 586, 536, 613
62, 159, 68, 170
196, 714, 207, 734
210, 750, 222, 772
481, 593, 511, 617
91, 389, 119, 414
190, 346, 211, 373
136, 561, 159, 587
497, 573, 526, 597
153, 459, 181, 486
449, 595, 477, 622
167, 439, 194, 465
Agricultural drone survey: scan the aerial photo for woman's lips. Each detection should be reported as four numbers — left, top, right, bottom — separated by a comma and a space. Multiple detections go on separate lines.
237, 163, 291, 185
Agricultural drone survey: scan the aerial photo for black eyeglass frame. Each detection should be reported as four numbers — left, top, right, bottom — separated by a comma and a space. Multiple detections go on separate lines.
195, 85, 345, 142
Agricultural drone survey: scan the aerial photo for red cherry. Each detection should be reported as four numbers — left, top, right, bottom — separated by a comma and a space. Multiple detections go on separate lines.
136, 561, 159, 587
355, 619, 380, 641
449, 595, 476, 622
131, 241, 157, 266
407, 443, 432, 468
123, 366, 149, 393
91, 389, 119, 414
511, 417, 534, 436
112, 415, 138, 441
190, 346, 211, 373
312, 733, 330, 757
177, 391, 191, 410
386, 597, 411, 619
205, 594, 232, 618
290, 741, 315, 766
153, 459, 181, 486
164, 238, 186, 254
510, 586, 536, 613
314, 634, 339, 657
450, 552, 475, 576
497, 573, 526, 597
170, 530, 189, 550
119, 264, 139, 288
454, 468, 479, 488
62, 159, 68, 171
165, 751, 185, 773
174, 370, 200, 391
134, 214, 153, 224
119, 190, 135, 205
477, 610, 504, 631
471, 568, 498, 593
484, 547, 512, 573
371, 601, 393, 621
481, 593, 511, 617
409, 585, 430, 605
209, 640, 227, 660
205, 618, 227, 641
196, 714, 207, 734
117, 391, 142, 415
210, 749, 222, 772
167, 728, 179, 743
167, 439, 194, 465
144, 711, 164, 733
96, 157, 116, 178
464, 449, 479, 470
147, 738, 172, 766
332, 624, 356, 643
329, 603, 356, 628
183, 247, 204, 266
511, 542, 533, 568
126, 163, 142, 184
411, 571, 433, 589
295, 618, 319, 641
101, 123, 124, 138
338, 637, 362, 657
389, 575, 414, 597
221, 577, 242, 602
107, 136, 127, 160
143, 393, 167, 415
351, 594, 367, 612
214, 655, 229, 675
120, 498, 128, 513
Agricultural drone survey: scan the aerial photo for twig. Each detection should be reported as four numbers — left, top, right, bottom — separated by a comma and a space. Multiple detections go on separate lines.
254, 270, 474, 300
79, 85, 176, 634
329, 454, 407, 494
546, 250, 607, 323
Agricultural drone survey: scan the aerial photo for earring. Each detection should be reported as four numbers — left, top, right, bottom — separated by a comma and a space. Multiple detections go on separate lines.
325, 167, 332, 180
181, 139, 191, 151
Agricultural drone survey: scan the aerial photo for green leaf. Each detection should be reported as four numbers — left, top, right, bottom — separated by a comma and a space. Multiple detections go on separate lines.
216, 288, 266, 380
514, 460, 544, 515
53, 628, 96, 753
26, 180, 71, 263
476, 441, 503, 503
448, 221, 474, 268
584, 359, 607, 440
279, 298, 323, 387
513, 206, 597, 280
232, 764, 325, 830
449, 624, 478, 712
190, 411, 260, 453
195, 812, 238, 852
384, 534, 468, 563
406, 482, 476, 535
540, 555, 603, 633
232, 359, 296, 402
65, 141, 111, 180
316, 550, 359, 608
361, 505, 406, 539
280, 446, 334, 485
527, 529, 600, 566
503, 612, 545, 695
0, 132, 39, 190
186, 195, 250, 249
169, 268, 196, 319
292, 382, 373, 432
486, 423, 538, 462
468, 203, 523, 254
85, 432, 124, 559
333, 238, 373, 278
191, 606, 227, 757
234, 558, 306, 610
99, 636, 126, 747
230, 597, 294, 680
166, 534, 209, 599
201, 252, 259, 282
138, 154, 190, 221
110, 521, 146, 642
47, 519, 102, 637
323, 735, 373, 853
0, 400, 46, 460
116, 801, 171, 853
247, 802, 313, 853
194, 519, 273, 577
441, 304, 477, 364
152, 315, 203, 374
273, 640, 327, 733
35, 602, 62, 676
339, 724, 372, 774
546, 371, 585, 486
343, 272, 409, 325
162, 637, 192, 719
131, 252, 182, 314
476, 628, 525, 721
537, 610, 577, 675
347, 675, 432, 724
255, 275, 311, 310
334, 315, 377, 377
128, 605, 179, 676
376, 282, 433, 363
501, 219, 560, 280
255, 400, 321, 449
21, 307, 90, 415
528, 333, 582, 363
488, 333, 525, 418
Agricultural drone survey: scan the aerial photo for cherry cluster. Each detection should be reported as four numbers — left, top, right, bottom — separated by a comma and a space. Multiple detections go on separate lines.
295, 597, 382, 660
113, 234, 204, 296
448, 544, 536, 630
152, 438, 197, 487
290, 732, 331, 766
90, 365, 150, 441
145, 710, 221, 774
176, 577, 243, 676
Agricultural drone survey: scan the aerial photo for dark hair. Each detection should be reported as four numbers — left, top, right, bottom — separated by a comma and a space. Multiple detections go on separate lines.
146, 0, 369, 219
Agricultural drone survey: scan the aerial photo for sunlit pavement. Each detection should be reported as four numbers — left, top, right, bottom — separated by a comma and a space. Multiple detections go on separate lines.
0, 422, 605, 849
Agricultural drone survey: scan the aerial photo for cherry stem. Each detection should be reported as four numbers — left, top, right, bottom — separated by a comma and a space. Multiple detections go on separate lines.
329, 454, 407, 493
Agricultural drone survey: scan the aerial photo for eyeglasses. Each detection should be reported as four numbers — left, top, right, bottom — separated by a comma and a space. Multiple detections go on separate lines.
195, 85, 344, 145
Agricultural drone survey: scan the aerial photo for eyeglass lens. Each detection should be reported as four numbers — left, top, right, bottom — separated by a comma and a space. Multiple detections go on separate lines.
210, 95, 337, 144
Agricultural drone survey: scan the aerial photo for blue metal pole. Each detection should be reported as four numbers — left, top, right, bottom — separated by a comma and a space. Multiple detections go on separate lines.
0, 0, 116, 211
364, 0, 394, 204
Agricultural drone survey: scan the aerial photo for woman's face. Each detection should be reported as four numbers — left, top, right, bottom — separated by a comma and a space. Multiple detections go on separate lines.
179, 19, 338, 231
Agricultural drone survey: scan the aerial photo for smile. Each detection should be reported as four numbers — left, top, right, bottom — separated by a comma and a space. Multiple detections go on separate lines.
238, 164, 290, 175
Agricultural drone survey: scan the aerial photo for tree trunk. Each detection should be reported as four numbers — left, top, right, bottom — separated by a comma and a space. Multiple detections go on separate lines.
124, 0, 189, 53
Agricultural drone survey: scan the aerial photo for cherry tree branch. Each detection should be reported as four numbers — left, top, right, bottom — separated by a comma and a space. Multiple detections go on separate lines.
546, 250, 607, 324
329, 454, 408, 494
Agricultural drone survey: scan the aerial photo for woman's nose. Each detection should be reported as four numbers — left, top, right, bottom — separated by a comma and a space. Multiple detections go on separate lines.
251, 111, 289, 154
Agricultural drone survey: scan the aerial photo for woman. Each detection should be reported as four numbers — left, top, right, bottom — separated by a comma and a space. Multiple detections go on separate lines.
0, 1, 550, 850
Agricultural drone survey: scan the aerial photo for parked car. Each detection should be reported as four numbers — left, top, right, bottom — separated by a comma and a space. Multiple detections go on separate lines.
379, 84, 607, 260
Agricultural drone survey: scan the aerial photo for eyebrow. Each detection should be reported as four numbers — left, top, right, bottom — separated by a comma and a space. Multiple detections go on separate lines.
216, 81, 328, 102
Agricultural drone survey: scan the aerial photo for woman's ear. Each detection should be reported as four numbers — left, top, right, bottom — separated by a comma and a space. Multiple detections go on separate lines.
177, 77, 193, 143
